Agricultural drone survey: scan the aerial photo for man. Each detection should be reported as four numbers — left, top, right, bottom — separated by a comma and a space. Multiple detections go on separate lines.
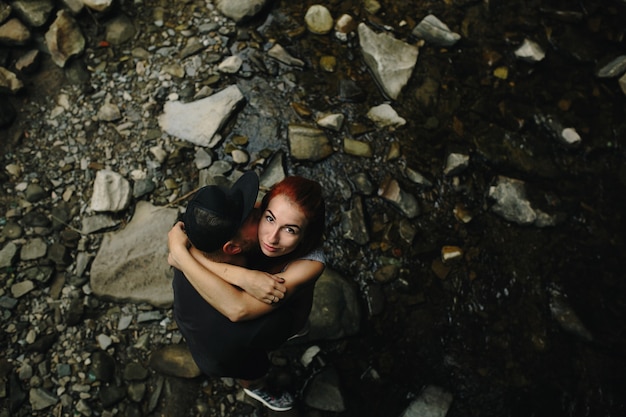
171, 172, 296, 411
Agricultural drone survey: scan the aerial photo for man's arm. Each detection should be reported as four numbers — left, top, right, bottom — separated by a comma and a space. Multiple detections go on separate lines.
168, 222, 276, 321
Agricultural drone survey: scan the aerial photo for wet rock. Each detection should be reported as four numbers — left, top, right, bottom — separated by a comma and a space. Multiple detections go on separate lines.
488, 176, 536, 225
90, 201, 178, 308
515, 39, 545, 62
374, 264, 399, 283
305, 5, 333, 35
20, 265, 54, 284
267, 43, 305, 67
90, 351, 116, 382
82, 0, 113, 13
341, 197, 369, 245
412, 14, 461, 47
596, 55, 626, 78
443, 152, 470, 176
259, 153, 287, 190
303, 367, 345, 412
288, 124, 333, 162
344, 138, 373, 157
105, 14, 135, 45
0, 241, 19, 268
218, 55, 243, 73
149, 344, 202, 378
0, 18, 31, 45
24, 183, 46, 202
366, 103, 406, 128
377, 177, 420, 219
620, 73, 626, 95
45, 10, 85, 68
62, 0, 84, 14
22, 209, 51, 228
123, 362, 149, 381
99, 385, 126, 408
0, 67, 23, 93
404, 166, 432, 187
0, 295, 17, 310
158, 85, 245, 147
441, 245, 463, 264
549, 287, 593, 342
133, 178, 156, 199
400, 385, 452, 417
20, 238, 47, 261
12, 0, 54, 27
359, 23, 419, 100
127, 382, 146, 402
339, 78, 366, 102
65, 297, 84, 326
11, 279, 35, 298
47, 242, 71, 267
81, 214, 119, 234
97, 100, 121, 122
0, 2, 10, 21
307, 268, 361, 341
334, 13, 357, 42
215, 0, 269, 23
29, 387, 58, 411
90, 170, 131, 213
300, 345, 321, 367
2, 221, 23, 239
534, 113, 581, 147
316, 112, 344, 131
349, 172, 374, 195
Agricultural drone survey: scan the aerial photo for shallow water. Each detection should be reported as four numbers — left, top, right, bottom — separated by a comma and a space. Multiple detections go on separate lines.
262, 1, 626, 416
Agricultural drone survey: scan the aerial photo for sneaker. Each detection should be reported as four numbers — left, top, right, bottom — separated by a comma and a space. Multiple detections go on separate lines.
243, 387, 294, 411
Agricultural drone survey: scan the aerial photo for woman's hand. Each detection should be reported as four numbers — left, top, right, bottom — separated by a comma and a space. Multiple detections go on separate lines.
237, 272, 287, 304
168, 221, 189, 270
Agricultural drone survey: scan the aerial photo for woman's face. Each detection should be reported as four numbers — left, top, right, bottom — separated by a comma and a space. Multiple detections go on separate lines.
258, 194, 307, 257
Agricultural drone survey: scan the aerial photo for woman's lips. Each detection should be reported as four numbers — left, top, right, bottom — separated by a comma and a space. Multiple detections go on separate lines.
262, 242, 277, 252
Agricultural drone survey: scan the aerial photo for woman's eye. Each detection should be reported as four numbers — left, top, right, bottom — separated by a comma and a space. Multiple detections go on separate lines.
285, 227, 295, 234
265, 215, 274, 223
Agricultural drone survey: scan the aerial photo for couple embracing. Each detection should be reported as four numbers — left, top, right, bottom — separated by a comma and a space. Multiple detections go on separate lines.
168, 171, 326, 411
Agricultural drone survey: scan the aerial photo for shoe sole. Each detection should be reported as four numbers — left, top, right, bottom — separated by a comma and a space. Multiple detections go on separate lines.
243, 388, 293, 411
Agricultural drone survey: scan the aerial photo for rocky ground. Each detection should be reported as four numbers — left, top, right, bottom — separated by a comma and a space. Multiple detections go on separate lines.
2, 1, 626, 417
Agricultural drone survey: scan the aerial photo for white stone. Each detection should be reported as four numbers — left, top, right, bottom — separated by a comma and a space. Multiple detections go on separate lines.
90, 170, 131, 213
158, 85, 245, 147
305, 5, 333, 35
366, 103, 406, 128
561, 128, 581, 146
515, 39, 545, 62
358, 23, 419, 100
218, 55, 243, 73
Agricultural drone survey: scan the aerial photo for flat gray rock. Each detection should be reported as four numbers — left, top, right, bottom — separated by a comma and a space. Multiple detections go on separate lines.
90, 201, 178, 308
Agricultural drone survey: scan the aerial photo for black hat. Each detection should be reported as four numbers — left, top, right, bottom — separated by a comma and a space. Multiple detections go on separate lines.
183, 172, 259, 253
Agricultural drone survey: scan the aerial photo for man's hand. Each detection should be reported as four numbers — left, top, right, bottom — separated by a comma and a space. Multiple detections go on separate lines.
239, 272, 287, 304
168, 221, 189, 270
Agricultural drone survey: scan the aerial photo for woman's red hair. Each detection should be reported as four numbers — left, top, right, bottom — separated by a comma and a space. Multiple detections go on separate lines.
260, 176, 325, 258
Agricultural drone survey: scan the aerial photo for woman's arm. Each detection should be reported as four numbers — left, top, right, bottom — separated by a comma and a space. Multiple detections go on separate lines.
189, 248, 287, 303
192, 251, 324, 306
168, 222, 325, 321
168, 222, 274, 321
168, 221, 285, 302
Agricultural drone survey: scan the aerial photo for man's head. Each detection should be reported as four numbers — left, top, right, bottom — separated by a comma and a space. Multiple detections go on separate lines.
183, 172, 259, 254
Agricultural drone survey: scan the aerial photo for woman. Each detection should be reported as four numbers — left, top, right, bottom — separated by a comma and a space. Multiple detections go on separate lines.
168, 175, 326, 411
